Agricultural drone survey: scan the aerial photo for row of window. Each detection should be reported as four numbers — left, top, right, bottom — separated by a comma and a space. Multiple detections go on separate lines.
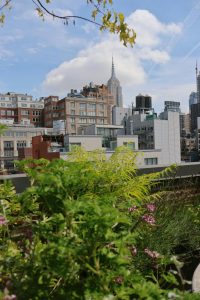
3, 131, 28, 137
0, 110, 42, 116
3, 141, 27, 149
70, 118, 105, 124
71, 103, 105, 110
0, 96, 31, 100
72, 110, 105, 117
0, 103, 43, 108
144, 158, 158, 165
1, 110, 15, 116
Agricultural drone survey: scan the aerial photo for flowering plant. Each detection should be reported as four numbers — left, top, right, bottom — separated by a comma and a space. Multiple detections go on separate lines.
0, 147, 198, 299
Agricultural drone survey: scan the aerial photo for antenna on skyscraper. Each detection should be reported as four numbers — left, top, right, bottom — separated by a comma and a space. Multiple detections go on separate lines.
196, 60, 198, 78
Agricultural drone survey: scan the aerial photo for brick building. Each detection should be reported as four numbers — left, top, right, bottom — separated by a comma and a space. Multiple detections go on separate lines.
0, 92, 44, 127
0, 125, 53, 171
44, 84, 114, 134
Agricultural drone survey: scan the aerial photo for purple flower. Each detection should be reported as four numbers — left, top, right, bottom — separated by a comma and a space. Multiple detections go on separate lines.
141, 214, 155, 225
3, 295, 17, 300
0, 215, 7, 226
144, 248, 160, 259
114, 276, 123, 285
130, 246, 137, 257
128, 206, 137, 212
146, 203, 156, 212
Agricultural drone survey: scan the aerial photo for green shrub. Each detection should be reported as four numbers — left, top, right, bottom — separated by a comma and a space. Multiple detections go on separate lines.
0, 147, 199, 299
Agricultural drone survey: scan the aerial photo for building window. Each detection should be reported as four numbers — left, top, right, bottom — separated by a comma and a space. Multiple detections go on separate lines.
16, 132, 27, 137
17, 141, 27, 149
70, 117, 75, 124
99, 104, 104, 110
33, 111, 41, 116
80, 118, 87, 124
59, 103, 65, 109
4, 141, 14, 149
99, 118, 104, 124
21, 110, 29, 116
87, 111, 96, 116
70, 102, 75, 108
1, 103, 5, 107
79, 103, 86, 110
4, 150, 14, 157
0, 110, 5, 115
144, 158, 158, 165
21, 104, 27, 107
88, 103, 96, 110
123, 142, 135, 150
71, 110, 75, 115
3, 131, 14, 137
7, 110, 14, 116
80, 111, 86, 116
88, 118, 96, 124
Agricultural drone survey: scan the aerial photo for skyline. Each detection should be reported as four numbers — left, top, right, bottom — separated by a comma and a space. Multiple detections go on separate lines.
1, 0, 200, 112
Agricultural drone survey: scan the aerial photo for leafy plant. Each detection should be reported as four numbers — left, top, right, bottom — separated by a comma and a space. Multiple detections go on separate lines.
0, 147, 199, 299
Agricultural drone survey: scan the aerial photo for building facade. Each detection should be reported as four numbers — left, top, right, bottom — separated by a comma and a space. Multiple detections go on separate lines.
0, 125, 52, 171
44, 84, 114, 134
189, 92, 197, 112
0, 92, 44, 127
125, 110, 181, 165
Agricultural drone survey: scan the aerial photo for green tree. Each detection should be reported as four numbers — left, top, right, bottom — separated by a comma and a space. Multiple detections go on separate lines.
0, 0, 136, 46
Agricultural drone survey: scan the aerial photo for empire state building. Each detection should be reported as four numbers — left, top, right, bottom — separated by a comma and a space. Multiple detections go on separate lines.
107, 58, 123, 107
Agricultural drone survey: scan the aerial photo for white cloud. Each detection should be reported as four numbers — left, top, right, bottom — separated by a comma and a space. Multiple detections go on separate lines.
42, 9, 182, 100
0, 32, 23, 60
0, 48, 14, 60
127, 9, 182, 47
138, 48, 170, 63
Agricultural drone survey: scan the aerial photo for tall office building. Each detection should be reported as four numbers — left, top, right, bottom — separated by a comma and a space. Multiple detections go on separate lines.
196, 61, 200, 103
189, 92, 197, 112
197, 73, 200, 103
107, 57, 123, 107
164, 101, 181, 113
191, 63, 200, 131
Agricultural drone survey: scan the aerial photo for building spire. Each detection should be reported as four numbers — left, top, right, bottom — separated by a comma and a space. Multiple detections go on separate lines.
196, 60, 198, 78
197, 60, 200, 103
111, 56, 116, 78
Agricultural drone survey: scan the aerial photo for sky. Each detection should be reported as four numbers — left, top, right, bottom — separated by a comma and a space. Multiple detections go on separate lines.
1, 0, 200, 113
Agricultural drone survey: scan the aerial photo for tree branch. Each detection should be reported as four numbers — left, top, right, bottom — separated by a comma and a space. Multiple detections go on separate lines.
34, 0, 102, 27
0, 0, 12, 11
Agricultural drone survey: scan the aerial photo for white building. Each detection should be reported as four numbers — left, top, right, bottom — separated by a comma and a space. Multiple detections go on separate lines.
64, 134, 138, 152
125, 110, 181, 165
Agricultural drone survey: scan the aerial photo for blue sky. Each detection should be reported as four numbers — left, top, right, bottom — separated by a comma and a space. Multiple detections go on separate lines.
1, 0, 200, 112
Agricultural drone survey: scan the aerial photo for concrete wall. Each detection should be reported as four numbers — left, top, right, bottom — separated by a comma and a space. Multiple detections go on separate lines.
154, 111, 181, 164
66, 135, 102, 151
135, 150, 162, 167
117, 135, 138, 150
